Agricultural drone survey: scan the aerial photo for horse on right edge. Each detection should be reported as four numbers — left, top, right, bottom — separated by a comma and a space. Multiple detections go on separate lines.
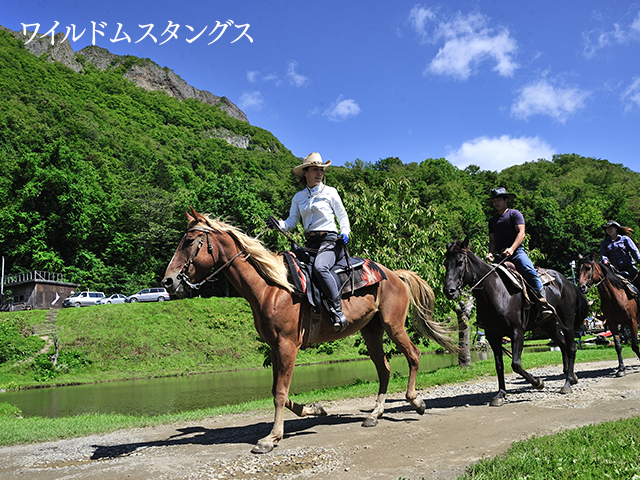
576, 253, 640, 376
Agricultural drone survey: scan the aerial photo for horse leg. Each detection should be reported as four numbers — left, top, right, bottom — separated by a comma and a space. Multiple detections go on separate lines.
612, 328, 626, 377
359, 318, 391, 427
380, 309, 427, 417
631, 322, 640, 363
252, 339, 299, 454
487, 333, 507, 406
541, 323, 577, 394
510, 329, 544, 391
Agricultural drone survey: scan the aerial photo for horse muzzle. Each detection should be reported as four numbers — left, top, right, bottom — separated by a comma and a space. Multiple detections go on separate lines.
161, 274, 188, 298
443, 286, 460, 300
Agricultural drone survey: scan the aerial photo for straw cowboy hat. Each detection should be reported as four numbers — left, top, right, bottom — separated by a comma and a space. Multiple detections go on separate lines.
292, 152, 332, 177
490, 187, 516, 201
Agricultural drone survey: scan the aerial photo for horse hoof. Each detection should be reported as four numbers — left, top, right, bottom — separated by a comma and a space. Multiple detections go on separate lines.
410, 398, 426, 415
490, 398, 504, 407
559, 385, 572, 395
362, 416, 378, 427
251, 441, 275, 454
311, 402, 328, 416
535, 380, 545, 391
616, 370, 625, 378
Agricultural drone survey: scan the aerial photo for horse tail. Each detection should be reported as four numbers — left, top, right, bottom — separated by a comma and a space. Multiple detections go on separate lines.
395, 269, 458, 353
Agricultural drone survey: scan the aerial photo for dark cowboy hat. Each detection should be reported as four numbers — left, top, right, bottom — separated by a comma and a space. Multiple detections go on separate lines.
602, 220, 621, 229
490, 187, 516, 201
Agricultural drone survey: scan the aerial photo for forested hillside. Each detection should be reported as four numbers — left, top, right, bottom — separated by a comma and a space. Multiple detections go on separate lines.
2, 28, 640, 314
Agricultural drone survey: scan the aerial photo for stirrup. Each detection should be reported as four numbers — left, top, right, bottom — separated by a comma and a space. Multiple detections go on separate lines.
333, 313, 348, 333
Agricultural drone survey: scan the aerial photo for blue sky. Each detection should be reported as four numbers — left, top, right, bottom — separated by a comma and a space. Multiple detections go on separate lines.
3, 1, 640, 172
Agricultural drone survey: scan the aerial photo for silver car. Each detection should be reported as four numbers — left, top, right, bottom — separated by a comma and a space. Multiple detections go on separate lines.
96, 294, 127, 305
126, 287, 170, 303
62, 291, 105, 307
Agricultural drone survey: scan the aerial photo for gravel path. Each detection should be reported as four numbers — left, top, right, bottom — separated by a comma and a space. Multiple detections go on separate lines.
1, 359, 639, 480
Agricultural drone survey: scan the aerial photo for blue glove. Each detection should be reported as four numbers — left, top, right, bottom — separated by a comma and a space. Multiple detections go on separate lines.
339, 233, 349, 245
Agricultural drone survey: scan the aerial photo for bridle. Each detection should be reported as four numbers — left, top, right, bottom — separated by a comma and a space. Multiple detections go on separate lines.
449, 249, 507, 294
175, 225, 267, 290
580, 260, 606, 291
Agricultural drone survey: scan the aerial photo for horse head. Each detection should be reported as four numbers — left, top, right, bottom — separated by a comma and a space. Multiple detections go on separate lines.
161, 207, 218, 298
575, 252, 599, 294
443, 238, 471, 300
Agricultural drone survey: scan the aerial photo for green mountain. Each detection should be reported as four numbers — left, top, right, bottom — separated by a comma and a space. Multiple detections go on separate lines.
2, 25, 640, 307
0, 27, 299, 295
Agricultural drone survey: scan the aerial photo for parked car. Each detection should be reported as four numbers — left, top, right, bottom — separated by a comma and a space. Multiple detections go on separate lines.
126, 287, 170, 303
96, 294, 127, 305
62, 291, 105, 308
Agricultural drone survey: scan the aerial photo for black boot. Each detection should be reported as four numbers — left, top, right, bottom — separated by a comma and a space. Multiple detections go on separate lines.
534, 289, 555, 320
324, 299, 348, 333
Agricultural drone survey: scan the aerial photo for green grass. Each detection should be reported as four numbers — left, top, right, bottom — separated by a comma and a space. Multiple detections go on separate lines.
457, 417, 640, 479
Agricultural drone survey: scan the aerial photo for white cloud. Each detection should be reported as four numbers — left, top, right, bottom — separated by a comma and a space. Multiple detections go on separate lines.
238, 91, 264, 111
244, 61, 310, 88
408, 9, 518, 80
582, 11, 640, 58
447, 135, 555, 171
286, 61, 310, 87
246, 70, 259, 83
511, 79, 591, 123
408, 5, 436, 41
323, 95, 361, 122
621, 77, 640, 112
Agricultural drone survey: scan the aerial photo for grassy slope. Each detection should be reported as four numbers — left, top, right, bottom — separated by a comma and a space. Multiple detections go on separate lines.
0, 297, 364, 390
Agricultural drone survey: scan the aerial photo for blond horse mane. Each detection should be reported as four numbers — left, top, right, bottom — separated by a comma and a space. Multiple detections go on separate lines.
198, 214, 294, 293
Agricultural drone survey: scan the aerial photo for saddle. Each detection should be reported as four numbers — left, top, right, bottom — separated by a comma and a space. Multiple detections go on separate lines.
283, 249, 387, 307
282, 249, 387, 345
615, 274, 639, 299
495, 262, 555, 305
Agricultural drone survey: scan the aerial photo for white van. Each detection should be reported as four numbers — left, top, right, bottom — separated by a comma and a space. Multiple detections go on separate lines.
62, 291, 105, 307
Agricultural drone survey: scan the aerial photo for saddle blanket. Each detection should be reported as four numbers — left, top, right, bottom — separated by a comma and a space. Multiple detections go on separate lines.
283, 251, 387, 298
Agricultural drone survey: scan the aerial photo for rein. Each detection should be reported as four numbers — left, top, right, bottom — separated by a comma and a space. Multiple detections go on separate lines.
177, 225, 268, 290
462, 251, 508, 292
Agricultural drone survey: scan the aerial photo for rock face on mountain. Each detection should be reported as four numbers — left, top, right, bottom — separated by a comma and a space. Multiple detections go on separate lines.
1, 26, 248, 124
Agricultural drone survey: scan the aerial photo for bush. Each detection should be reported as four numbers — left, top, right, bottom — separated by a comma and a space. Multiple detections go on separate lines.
0, 320, 44, 364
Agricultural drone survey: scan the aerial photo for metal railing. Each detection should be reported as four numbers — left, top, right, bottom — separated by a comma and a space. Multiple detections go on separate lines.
4, 270, 68, 285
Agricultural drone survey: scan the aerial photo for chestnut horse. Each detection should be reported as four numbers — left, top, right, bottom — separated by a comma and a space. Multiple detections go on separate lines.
576, 254, 640, 376
162, 208, 457, 454
443, 239, 588, 406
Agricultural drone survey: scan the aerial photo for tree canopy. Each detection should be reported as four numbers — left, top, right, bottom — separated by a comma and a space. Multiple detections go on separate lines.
1, 29, 639, 317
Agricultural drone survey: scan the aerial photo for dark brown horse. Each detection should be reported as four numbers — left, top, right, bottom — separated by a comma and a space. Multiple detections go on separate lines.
162, 208, 457, 453
443, 239, 588, 406
576, 254, 640, 376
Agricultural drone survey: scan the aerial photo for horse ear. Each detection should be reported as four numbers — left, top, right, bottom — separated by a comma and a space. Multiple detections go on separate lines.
461, 236, 470, 250
186, 208, 196, 224
578, 254, 583, 260
590, 251, 596, 260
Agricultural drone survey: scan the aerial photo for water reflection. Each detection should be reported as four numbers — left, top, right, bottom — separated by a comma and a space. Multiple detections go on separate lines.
2, 351, 496, 418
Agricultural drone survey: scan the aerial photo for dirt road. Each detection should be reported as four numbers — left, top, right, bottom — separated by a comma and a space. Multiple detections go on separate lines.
1, 359, 639, 480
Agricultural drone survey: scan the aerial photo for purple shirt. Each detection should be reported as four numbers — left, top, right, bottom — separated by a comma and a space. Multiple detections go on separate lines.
600, 234, 640, 267
489, 209, 525, 252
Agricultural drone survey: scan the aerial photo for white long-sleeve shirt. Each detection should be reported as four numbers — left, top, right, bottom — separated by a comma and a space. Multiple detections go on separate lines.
280, 183, 351, 235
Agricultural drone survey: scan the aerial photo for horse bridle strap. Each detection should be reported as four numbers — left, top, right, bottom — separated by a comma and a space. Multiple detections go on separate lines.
467, 253, 508, 291
177, 225, 268, 290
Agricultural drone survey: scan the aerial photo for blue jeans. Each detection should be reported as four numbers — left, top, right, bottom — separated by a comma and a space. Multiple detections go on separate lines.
510, 247, 543, 292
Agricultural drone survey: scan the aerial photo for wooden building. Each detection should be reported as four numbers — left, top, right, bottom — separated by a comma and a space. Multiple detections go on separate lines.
1, 271, 79, 311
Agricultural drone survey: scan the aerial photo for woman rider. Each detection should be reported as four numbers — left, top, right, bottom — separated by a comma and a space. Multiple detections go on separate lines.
268, 153, 351, 332
600, 220, 640, 291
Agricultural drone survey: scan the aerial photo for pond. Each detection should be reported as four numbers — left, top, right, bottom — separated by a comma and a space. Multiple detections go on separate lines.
1, 350, 494, 418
